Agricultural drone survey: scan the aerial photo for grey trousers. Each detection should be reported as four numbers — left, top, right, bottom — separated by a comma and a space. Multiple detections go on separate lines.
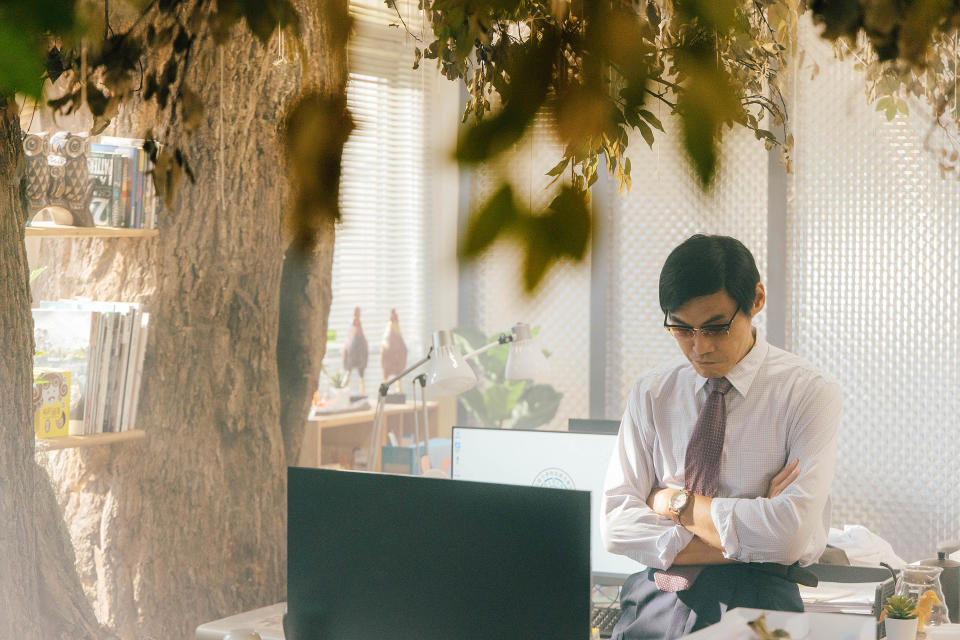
611, 565, 804, 640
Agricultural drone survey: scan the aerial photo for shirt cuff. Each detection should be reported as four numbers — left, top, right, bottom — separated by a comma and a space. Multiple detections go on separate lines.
711, 497, 743, 561
627, 520, 695, 569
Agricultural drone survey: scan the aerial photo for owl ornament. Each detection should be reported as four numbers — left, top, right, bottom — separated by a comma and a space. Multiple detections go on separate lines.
22, 132, 51, 214
47, 132, 95, 227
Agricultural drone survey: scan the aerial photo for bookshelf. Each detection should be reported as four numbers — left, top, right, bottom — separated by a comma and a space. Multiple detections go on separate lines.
35, 429, 146, 452
301, 402, 439, 469
26, 223, 158, 238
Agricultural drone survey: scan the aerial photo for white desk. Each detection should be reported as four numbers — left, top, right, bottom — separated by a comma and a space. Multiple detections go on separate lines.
680, 607, 875, 640
195, 603, 285, 640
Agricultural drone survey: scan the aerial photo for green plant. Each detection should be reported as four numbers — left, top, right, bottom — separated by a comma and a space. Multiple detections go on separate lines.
321, 366, 347, 390
452, 326, 562, 429
885, 595, 919, 620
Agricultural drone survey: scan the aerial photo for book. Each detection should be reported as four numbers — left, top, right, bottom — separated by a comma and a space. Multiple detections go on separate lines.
33, 301, 149, 435
32, 307, 93, 432
33, 369, 70, 439
86, 151, 121, 227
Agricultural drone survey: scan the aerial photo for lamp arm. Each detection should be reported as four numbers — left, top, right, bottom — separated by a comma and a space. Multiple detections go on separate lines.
370, 346, 434, 471
462, 333, 513, 361
378, 347, 434, 397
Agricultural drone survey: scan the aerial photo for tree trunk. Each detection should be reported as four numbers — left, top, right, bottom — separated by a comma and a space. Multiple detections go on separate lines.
1, 99, 104, 639
26, 2, 347, 637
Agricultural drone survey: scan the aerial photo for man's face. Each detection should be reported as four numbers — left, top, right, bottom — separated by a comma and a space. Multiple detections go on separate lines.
665, 286, 764, 379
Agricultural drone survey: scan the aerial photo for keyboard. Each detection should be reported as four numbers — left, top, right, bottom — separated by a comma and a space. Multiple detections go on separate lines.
591, 603, 621, 638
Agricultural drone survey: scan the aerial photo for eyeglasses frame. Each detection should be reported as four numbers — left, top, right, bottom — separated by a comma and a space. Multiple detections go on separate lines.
663, 305, 740, 339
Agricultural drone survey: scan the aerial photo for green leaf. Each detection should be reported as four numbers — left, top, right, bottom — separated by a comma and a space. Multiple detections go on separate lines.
461, 185, 517, 258
638, 109, 664, 132
326, 329, 337, 342
545, 157, 570, 177
521, 187, 591, 291
636, 119, 655, 148
510, 384, 563, 429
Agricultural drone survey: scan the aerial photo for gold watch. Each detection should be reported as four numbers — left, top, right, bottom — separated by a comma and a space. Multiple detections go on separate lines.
668, 489, 693, 524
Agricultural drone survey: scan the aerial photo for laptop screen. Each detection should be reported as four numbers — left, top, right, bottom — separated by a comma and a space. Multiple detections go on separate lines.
451, 427, 644, 584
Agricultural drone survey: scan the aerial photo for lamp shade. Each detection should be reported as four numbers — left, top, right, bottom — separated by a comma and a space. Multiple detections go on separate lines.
425, 330, 477, 397
505, 322, 548, 380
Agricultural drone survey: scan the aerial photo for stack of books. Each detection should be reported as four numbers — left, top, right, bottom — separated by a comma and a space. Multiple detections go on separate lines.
32, 300, 150, 435
86, 136, 160, 229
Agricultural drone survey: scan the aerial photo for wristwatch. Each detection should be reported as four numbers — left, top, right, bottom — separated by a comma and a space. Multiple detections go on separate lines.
667, 489, 693, 524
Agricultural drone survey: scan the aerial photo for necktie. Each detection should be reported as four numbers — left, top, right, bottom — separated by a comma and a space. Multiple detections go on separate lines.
654, 377, 733, 592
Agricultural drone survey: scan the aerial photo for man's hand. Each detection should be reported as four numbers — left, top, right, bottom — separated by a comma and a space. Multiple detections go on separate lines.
768, 459, 800, 498
646, 486, 675, 517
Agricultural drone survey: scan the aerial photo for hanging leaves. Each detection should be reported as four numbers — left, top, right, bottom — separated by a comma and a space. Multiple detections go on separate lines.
417, 0, 800, 288
282, 90, 354, 253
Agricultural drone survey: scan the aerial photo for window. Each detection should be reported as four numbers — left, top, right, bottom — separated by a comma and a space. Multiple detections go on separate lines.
324, 8, 456, 396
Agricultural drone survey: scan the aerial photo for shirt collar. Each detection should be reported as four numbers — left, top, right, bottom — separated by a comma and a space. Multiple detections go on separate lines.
694, 329, 769, 398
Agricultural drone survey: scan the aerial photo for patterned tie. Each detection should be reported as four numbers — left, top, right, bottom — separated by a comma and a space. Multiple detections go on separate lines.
654, 377, 733, 592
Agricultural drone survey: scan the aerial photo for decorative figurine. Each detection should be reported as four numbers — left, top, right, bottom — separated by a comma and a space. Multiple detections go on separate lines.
23, 132, 51, 214
342, 307, 369, 394
380, 308, 408, 393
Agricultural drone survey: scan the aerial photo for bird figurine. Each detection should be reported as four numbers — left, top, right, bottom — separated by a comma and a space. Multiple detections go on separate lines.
342, 307, 369, 394
380, 308, 408, 393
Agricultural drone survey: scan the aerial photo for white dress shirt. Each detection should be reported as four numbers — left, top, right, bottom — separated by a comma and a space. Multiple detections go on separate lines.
602, 331, 842, 570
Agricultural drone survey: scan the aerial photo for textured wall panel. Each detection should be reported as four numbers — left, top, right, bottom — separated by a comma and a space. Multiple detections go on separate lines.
462, 117, 592, 431
789, 17, 960, 560
603, 122, 769, 418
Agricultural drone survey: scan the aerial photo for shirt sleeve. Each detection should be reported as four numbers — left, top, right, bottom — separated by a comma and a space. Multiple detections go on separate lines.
601, 379, 694, 570
710, 378, 843, 565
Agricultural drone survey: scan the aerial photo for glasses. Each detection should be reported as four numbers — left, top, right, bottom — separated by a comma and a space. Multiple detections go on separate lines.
663, 306, 740, 340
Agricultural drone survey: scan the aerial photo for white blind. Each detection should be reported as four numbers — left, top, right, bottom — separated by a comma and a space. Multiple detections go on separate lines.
324, 16, 435, 395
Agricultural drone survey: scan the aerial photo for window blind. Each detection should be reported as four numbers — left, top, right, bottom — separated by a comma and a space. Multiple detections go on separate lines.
323, 14, 435, 396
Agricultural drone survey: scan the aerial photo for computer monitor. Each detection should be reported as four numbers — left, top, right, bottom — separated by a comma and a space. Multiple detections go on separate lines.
287, 467, 591, 640
450, 426, 645, 585
568, 417, 621, 434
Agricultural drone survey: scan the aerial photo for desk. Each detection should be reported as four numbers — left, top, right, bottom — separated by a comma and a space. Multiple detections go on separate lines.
680, 607, 875, 639
195, 603, 285, 640
298, 402, 438, 470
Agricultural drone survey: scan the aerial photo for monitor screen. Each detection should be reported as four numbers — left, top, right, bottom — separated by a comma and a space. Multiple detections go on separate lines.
451, 427, 645, 584
287, 467, 591, 640
568, 418, 621, 434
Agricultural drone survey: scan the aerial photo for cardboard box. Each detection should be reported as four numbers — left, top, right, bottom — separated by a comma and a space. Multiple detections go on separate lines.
33, 369, 70, 439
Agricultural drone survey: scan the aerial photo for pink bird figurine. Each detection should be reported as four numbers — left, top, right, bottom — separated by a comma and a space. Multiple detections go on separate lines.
381, 308, 408, 392
342, 307, 369, 394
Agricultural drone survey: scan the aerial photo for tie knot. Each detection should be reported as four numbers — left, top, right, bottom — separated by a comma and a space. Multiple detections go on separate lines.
707, 377, 733, 396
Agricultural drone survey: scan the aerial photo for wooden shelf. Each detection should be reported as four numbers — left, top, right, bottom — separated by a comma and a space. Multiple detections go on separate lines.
307, 401, 437, 430
35, 429, 146, 452
25, 223, 158, 238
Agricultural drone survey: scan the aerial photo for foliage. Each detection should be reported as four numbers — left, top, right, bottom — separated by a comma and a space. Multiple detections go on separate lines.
0, 0, 352, 252
884, 594, 919, 620
452, 326, 562, 429
812, 2, 960, 179
417, 0, 798, 289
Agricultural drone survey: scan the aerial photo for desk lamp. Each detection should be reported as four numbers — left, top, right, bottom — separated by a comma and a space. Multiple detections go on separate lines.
367, 323, 547, 472
367, 330, 475, 471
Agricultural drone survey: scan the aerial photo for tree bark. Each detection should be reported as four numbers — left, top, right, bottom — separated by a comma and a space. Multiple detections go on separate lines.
26, 2, 347, 637
1, 98, 104, 639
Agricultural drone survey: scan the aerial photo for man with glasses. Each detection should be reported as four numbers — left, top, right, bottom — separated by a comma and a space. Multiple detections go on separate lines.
602, 234, 842, 639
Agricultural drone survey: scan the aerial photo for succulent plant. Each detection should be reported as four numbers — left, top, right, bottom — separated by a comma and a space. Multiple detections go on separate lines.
885, 595, 919, 620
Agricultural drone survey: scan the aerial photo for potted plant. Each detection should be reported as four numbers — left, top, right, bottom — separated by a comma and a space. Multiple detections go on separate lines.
883, 595, 919, 640
452, 327, 562, 429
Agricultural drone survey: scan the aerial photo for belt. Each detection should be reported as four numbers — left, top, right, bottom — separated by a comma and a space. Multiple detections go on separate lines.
746, 562, 819, 587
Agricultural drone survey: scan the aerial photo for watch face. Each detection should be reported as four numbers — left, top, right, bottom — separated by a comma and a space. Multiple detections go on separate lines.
669, 490, 689, 512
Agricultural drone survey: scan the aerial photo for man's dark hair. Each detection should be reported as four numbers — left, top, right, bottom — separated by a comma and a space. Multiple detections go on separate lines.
659, 234, 761, 315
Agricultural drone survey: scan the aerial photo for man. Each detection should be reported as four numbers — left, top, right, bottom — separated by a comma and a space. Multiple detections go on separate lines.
602, 234, 842, 639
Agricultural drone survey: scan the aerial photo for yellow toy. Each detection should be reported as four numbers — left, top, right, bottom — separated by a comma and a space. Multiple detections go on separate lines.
916, 589, 942, 631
